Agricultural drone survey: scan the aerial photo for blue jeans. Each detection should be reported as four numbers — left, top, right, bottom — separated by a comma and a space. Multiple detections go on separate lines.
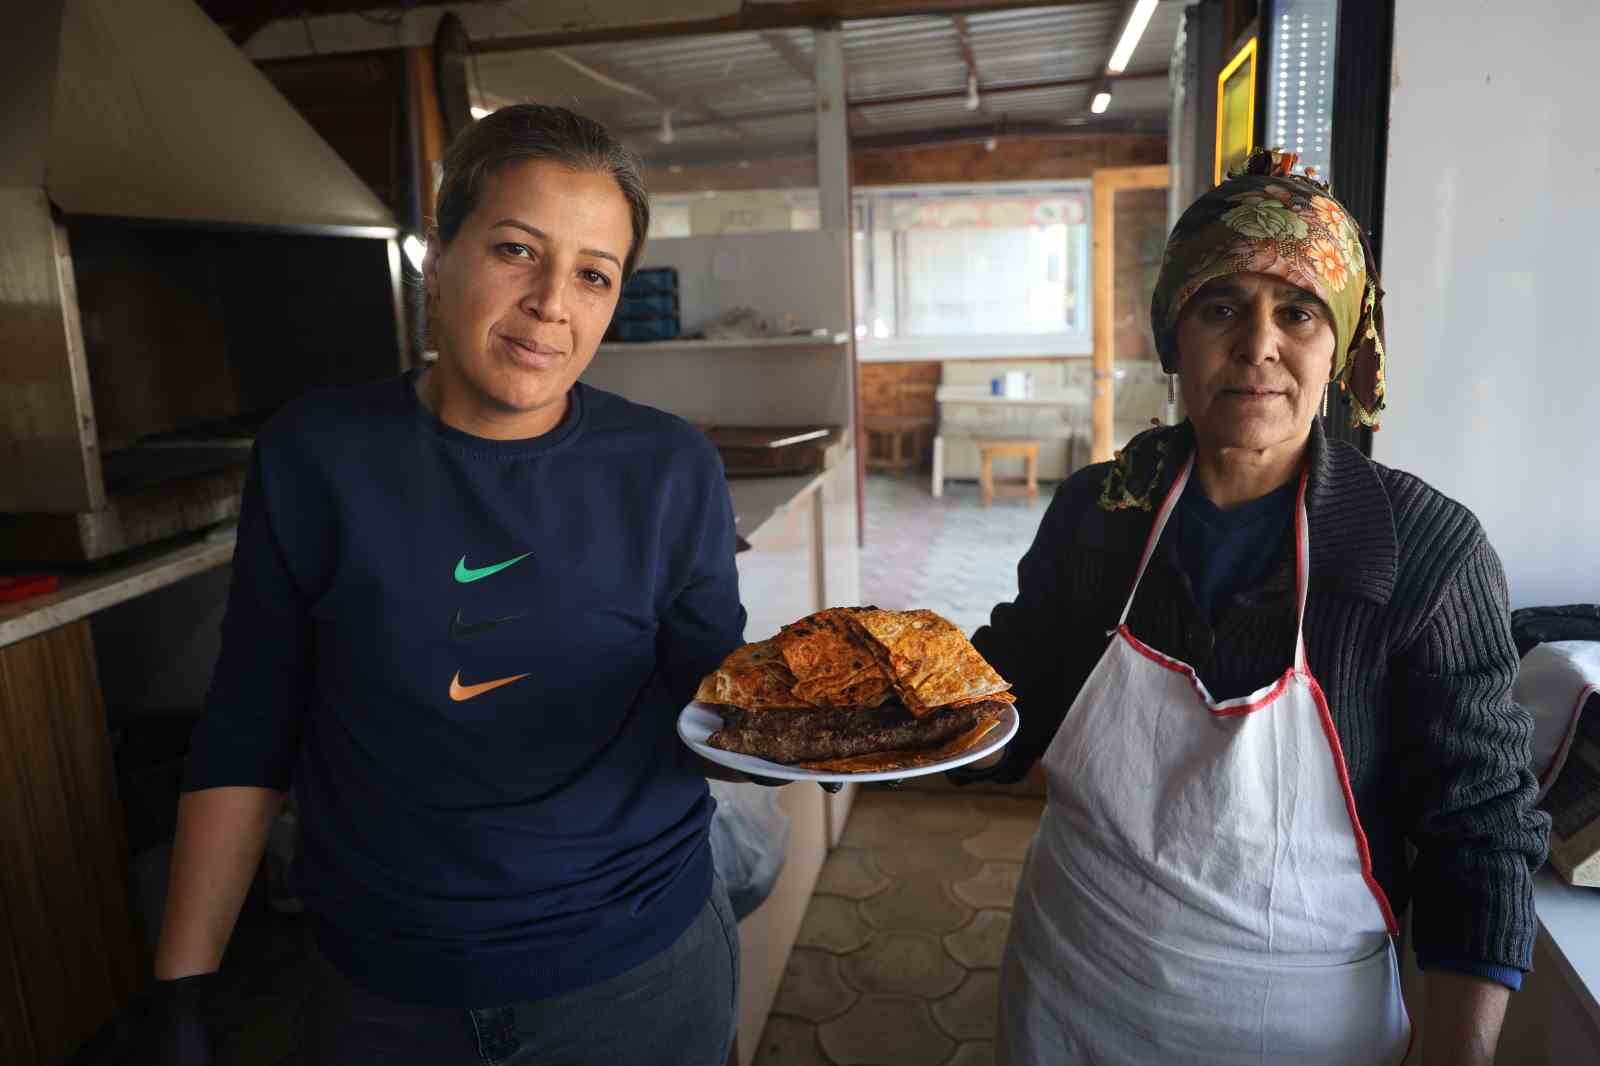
304, 878, 740, 1066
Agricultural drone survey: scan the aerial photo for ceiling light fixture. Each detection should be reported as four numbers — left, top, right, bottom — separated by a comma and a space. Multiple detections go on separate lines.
659, 109, 674, 144
1107, 0, 1161, 74
965, 73, 980, 111
1091, 90, 1112, 114
470, 105, 491, 120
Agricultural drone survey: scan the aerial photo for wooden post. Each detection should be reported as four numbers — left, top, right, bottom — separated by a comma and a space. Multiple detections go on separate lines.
405, 46, 447, 228
1090, 164, 1169, 463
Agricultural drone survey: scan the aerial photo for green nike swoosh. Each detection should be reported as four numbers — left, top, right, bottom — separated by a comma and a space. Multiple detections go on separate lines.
454, 553, 531, 583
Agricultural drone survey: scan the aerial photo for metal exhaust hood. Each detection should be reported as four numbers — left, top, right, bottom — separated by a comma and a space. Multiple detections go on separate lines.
20, 0, 397, 234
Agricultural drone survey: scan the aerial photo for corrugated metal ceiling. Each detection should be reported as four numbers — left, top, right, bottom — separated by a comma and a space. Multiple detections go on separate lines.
474, 2, 1180, 165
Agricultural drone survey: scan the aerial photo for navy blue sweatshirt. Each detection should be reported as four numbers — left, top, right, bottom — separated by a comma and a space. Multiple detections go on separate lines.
186, 370, 746, 1006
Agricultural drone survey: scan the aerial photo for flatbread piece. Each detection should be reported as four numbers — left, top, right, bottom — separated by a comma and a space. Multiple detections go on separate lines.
694, 640, 809, 710
851, 609, 1012, 717
774, 607, 894, 709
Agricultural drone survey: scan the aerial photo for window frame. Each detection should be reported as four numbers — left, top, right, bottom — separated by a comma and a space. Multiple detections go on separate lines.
852, 179, 1095, 363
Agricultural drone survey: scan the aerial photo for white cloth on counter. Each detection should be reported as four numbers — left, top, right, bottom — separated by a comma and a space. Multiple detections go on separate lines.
1516, 640, 1600, 801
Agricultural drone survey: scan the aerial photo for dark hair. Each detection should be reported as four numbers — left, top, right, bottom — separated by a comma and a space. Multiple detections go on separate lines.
433, 104, 650, 280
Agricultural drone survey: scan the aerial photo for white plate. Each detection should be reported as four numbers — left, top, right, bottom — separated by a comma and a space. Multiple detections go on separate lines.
678, 701, 1020, 784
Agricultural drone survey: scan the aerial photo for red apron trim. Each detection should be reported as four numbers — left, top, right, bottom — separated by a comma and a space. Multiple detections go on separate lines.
1307, 672, 1400, 935
1117, 625, 1298, 718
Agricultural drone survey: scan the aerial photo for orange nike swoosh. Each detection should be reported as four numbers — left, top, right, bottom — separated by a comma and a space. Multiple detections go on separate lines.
448, 670, 531, 702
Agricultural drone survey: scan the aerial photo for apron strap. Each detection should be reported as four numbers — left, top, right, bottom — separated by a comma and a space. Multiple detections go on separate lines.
1117, 456, 1194, 629
1117, 456, 1314, 676
1293, 465, 1311, 673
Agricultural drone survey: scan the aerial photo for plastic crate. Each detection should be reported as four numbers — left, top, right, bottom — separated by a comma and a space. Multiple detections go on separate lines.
624, 266, 678, 297
616, 291, 679, 318
611, 316, 680, 342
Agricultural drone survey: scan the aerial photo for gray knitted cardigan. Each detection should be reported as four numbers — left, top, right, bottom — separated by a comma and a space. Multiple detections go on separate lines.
970, 419, 1550, 971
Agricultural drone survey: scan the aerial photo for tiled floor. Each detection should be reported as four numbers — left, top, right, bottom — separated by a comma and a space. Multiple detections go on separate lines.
860, 472, 1054, 640
751, 787, 1043, 1066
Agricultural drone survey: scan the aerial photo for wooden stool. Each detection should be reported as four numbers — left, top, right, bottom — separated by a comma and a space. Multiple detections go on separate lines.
863, 416, 934, 474
976, 439, 1040, 506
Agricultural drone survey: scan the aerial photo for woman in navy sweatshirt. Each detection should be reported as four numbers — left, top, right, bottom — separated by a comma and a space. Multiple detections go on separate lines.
149, 105, 749, 1066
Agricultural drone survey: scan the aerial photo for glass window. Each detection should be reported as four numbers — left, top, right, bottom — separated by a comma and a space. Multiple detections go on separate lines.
853, 182, 1092, 360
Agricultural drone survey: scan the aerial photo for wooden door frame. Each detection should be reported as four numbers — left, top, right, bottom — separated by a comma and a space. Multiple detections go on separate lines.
1090, 164, 1169, 463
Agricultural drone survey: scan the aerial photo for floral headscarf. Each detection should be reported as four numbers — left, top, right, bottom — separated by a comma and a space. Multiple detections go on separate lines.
1150, 147, 1387, 428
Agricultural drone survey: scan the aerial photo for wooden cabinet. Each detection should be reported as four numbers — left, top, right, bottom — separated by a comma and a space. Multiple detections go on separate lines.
859, 362, 941, 471
0, 621, 143, 1065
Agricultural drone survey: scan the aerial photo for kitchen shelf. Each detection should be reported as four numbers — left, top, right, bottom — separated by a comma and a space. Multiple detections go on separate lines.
599, 334, 849, 353
0, 529, 236, 650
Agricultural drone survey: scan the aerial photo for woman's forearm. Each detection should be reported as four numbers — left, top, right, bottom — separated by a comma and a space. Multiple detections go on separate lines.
1422, 970, 1511, 1066
153, 786, 286, 980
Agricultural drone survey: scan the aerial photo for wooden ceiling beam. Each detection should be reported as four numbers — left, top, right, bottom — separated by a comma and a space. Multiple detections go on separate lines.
949, 13, 986, 112
854, 69, 1163, 110
850, 115, 1166, 151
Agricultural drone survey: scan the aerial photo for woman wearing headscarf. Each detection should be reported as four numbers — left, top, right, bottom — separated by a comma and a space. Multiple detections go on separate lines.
963, 149, 1549, 1065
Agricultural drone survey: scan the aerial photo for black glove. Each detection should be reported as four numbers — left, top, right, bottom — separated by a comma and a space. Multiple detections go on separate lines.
944, 765, 984, 787
136, 972, 220, 1066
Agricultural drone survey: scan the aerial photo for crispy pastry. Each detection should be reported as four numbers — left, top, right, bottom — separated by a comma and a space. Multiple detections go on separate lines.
696, 608, 1014, 771
850, 609, 1012, 717
693, 640, 810, 710
774, 607, 894, 709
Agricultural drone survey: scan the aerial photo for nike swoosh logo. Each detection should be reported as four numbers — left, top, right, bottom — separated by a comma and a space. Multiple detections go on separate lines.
448, 670, 530, 702
450, 608, 530, 639
454, 553, 531, 583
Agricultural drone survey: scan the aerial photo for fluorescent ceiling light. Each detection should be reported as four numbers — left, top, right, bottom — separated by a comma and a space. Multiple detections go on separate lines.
659, 109, 674, 144
965, 73, 980, 111
1107, 0, 1161, 74
1091, 91, 1112, 114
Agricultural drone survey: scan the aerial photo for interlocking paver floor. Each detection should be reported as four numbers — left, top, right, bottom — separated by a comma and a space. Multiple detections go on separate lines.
754, 789, 1043, 1066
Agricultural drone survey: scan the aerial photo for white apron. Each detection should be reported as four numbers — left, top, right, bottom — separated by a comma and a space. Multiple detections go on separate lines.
999, 457, 1411, 1066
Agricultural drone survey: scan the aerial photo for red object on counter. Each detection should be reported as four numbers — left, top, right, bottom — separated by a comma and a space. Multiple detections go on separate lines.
0, 574, 59, 603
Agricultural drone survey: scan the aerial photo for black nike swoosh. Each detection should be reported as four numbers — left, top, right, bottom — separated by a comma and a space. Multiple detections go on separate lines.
450, 608, 531, 639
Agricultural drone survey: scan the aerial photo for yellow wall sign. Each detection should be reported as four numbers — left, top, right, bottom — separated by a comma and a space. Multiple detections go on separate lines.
1215, 37, 1258, 185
